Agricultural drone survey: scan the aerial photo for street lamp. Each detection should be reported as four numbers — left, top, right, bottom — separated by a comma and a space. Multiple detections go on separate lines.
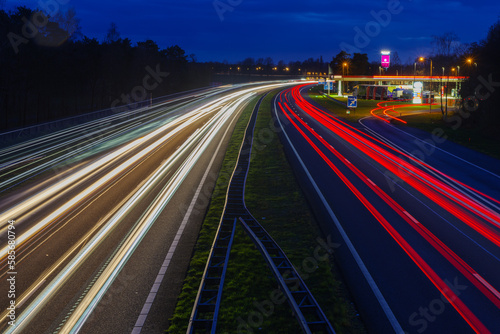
419, 57, 433, 110
342, 62, 348, 94
414, 62, 417, 84
441, 67, 445, 114
467, 58, 478, 72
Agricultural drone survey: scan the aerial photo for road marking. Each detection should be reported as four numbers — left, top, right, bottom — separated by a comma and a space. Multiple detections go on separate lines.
274, 97, 404, 334
366, 178, 376, 187
403, 211, 420, 224
473, 273, 500, 300
131, 101, 240, 334
358, 117, 500, 180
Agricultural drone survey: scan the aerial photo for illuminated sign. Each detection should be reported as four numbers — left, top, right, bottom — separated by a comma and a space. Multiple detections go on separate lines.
413, 81, 423, 104
381, 51, 390, 68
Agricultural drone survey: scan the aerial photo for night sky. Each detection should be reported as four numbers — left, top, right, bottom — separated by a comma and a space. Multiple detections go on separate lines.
5, 0, 500, 63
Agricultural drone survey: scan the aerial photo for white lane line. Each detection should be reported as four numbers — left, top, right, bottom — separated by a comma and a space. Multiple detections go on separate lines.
473, 273, 500, 300
403, 211, 420, 225
366, 178, 377, 187
358, 117, 500, 213
131, 101, 240, 334
274, 99, 404, 334
358, 117, 500, 180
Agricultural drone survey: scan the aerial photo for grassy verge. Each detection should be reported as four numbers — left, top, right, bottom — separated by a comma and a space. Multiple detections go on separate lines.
309, 86, 500, 159
402, 112, 500, 159
242, 91, 366, 333
308, 86, 432, 122
168, 89, 366, 333
167, 94, 261, 333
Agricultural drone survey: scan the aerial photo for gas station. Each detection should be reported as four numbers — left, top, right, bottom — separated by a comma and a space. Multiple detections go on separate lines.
320, 50, 468, 107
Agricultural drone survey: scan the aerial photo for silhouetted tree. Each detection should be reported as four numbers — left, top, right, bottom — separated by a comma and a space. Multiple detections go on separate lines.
459, 20, 500, 138
432, 32, 460, 58
0, 7, 199, 131
331, 51, 351, 74
351, 53, 369, 75
105, 22, 120, 43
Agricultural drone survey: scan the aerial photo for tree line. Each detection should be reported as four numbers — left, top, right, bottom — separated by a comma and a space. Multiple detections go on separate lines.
208, 56, 329, 77
460, 21, 500, 136
328, 25, 500, 137
1, 6, 498, 137
0, 7, 211, 131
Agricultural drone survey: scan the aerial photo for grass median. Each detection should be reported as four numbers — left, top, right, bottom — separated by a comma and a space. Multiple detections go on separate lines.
168, 89, 366, 333
308, 86, 432, 122
402, 112, 500, 159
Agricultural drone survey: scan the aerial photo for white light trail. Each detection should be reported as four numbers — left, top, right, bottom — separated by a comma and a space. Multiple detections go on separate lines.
5, 90, 256, 333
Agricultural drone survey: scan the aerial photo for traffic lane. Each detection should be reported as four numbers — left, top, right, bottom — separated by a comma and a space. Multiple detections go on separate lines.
292, 108, 500, 329
0, 92, 212, 194
3, 84, 278, 260
0, 85, 276, 332
0, 107, 209, 259
0, 87, 216, 164
0, 111, 212, 332
274, 106, 477, 333
0, 100, 220, 249
291, 100, 500, 280
278, 92, 500, 332
358, 117, 500, 202
286, 92, 500, 328
301, 89, 500, 204
76, 94, 247, 334
291, 90, 500, 250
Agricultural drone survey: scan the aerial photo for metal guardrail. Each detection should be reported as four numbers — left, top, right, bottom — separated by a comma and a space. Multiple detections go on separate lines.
187, 90, 335, 334
187, 218, 237, 333
239, 217, 335, 334
186, 93, 266, 334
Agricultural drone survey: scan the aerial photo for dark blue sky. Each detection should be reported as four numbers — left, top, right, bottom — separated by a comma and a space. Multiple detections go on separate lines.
6, 0, 500, 63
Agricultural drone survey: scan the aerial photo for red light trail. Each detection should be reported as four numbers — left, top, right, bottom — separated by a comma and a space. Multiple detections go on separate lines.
275, 84, 500, 333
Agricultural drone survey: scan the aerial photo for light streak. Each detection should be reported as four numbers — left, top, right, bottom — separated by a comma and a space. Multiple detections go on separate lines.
2, 83, 289, 332
276, 85, 500, 332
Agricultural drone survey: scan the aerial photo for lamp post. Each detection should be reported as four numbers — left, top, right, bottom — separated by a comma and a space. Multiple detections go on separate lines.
441, 67, 445, 114
342, 62, 347, 95
445, 68, 452, 117
413, 62, 417, 85
467, 58, 478, 73
419, 57, 433, 111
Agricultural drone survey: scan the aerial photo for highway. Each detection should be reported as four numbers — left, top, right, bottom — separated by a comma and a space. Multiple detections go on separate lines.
273, 84, 500, 333
0, 82, 291, 333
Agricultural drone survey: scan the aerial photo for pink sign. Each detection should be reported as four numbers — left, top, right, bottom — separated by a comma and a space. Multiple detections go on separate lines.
381, 54, 390, 68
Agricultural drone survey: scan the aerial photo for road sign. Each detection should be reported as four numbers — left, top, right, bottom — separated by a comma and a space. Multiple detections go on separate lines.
347, 96, 357, 108
324, 82, 333, 90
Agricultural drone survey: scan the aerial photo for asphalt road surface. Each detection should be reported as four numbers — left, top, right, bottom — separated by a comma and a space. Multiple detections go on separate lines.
0, 82, 292, 334
273, 84, 500, 334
